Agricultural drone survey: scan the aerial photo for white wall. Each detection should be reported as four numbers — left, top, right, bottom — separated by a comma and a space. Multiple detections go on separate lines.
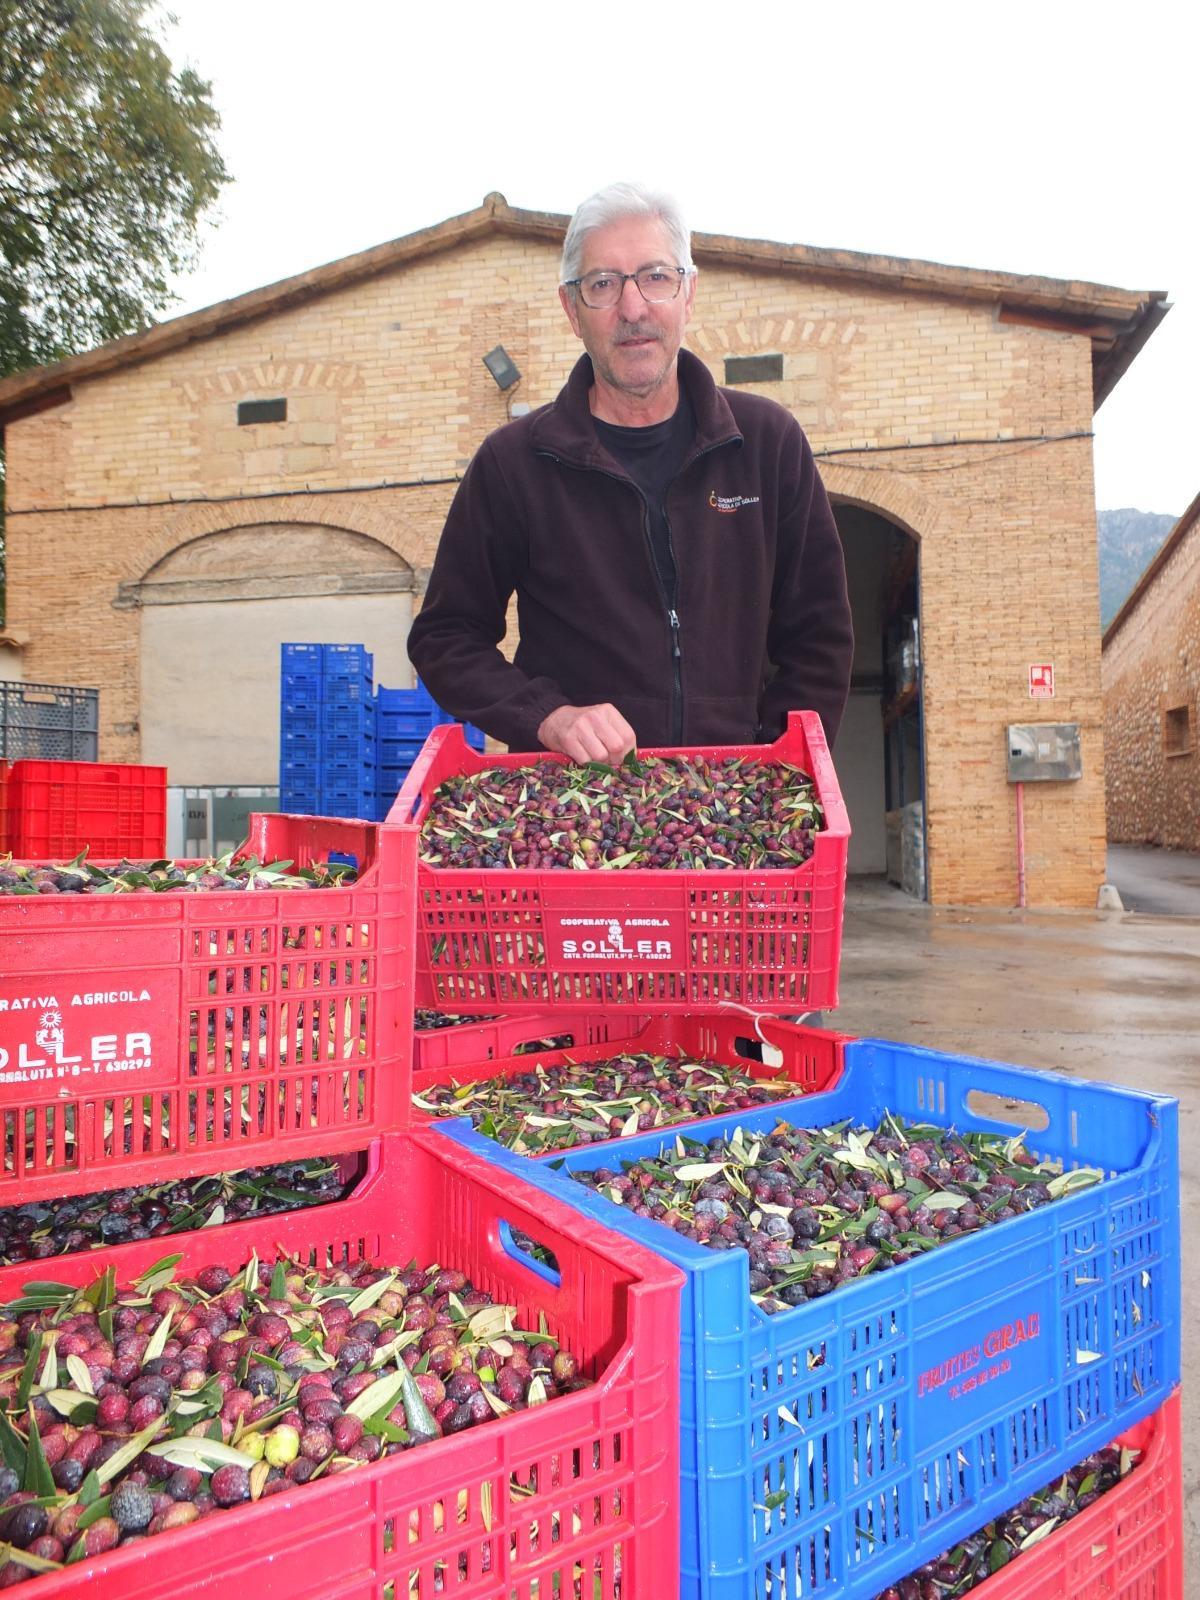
141, 592, 413, 785
0, 644, 24, 682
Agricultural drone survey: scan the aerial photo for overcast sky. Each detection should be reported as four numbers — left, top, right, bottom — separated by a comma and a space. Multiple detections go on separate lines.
162, 0, 1195, 518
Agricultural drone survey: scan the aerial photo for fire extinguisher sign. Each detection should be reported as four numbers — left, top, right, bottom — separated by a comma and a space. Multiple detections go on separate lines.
1029, 664, 1055, 699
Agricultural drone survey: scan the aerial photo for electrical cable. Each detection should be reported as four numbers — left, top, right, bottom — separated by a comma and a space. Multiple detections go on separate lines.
4, 472, 464, 518
813, 429, 1093, 473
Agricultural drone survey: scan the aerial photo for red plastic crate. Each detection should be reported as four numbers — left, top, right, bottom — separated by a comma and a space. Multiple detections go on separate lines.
945, 1387, 1182, 1600
0, 1130, 682, 1600
6, 759, 168, 858
393, 710, 850, 1014
413, 1010, 652, 1071
413, 1012, 851, 1149
0, 813, 415, 1203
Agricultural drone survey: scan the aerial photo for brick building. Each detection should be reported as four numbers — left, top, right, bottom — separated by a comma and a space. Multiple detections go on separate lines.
1102, 493, 1200, 848
0, 194, 1166, 905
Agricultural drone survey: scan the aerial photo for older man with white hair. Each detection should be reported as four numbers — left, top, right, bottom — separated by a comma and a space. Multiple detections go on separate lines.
409, 181, 853, 762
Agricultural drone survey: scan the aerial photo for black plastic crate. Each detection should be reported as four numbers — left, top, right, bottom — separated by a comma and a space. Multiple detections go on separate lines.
0, 682, 99, 761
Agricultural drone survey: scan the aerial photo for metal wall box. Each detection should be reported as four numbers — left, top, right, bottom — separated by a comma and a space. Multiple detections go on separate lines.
1006, 723, 1082, 782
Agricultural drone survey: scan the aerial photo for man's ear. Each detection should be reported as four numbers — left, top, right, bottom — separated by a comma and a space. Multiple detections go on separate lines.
559, 283, 584, 340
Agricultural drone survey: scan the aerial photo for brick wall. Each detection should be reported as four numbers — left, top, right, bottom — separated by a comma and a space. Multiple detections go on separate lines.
1102, 518, 1200, 848
4, 231, 1107, 904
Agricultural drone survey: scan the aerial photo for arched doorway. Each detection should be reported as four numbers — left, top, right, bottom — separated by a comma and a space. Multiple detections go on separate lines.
125, 523, 414, 786
832, 502, 926, 898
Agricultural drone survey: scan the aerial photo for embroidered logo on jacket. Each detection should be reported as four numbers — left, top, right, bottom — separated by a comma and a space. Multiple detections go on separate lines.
709, 490, 761, 513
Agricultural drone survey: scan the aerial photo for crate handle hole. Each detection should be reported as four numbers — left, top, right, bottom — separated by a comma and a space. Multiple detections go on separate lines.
734, 1033, 785, 1068
497, 1220, 562, 1286
965, 1088, 1050, 1131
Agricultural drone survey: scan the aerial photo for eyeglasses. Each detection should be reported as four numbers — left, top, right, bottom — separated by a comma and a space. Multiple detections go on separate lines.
563, 265, 691, 310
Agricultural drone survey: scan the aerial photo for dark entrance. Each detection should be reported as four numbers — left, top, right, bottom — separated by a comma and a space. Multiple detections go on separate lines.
831, 502, 927, 898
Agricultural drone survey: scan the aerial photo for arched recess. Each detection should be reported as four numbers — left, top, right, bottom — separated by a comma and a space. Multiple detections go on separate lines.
125, 522, 414, 786
820, 466, 937, 900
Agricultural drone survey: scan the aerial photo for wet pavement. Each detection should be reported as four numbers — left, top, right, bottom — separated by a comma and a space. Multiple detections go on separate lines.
834, 877, 1198, 1574
1108, 843, 1200, 916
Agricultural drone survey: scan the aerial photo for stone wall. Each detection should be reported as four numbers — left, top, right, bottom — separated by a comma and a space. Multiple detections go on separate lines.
1102, 513, 1200, 848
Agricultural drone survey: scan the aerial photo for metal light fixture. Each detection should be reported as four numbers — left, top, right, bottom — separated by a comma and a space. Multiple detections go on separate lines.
482, 345, 521, 391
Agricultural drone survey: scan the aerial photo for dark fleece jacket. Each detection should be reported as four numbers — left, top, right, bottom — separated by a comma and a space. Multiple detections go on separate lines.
408, 348, 853, 751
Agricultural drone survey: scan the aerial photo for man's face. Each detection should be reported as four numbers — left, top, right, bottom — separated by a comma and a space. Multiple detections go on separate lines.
559, 215, 696, 401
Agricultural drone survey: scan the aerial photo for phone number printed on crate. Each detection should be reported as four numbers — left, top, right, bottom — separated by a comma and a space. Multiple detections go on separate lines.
0, 983, 174, 1096
914, 1291, 1052, 1453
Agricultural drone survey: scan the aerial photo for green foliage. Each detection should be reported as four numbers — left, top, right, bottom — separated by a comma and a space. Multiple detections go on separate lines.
0, 0, 231, 380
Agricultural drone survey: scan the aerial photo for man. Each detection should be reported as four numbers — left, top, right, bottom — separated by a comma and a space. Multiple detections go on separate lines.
408, 181, 853, 762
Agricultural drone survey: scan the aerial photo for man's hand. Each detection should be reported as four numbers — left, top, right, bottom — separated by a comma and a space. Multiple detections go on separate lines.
537, 703, 637, 765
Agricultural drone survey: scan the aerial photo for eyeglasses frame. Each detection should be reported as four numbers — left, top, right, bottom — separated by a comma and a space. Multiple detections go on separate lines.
562, 264, 693, 310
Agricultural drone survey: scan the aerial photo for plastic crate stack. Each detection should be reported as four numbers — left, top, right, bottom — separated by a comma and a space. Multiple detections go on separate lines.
279, 644, 484, 821
279, 641, 375, 818
376, 679, 485, 819
391, 713, 1184, 1600
0, 808, 683, 1597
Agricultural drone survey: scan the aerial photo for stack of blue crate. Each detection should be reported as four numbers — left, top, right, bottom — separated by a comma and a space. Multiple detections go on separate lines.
279, 644, 324, 814
319, 645, 375, 817
375, 682, 485, 818
280, 645, 484, 820
279, 643, 376, 819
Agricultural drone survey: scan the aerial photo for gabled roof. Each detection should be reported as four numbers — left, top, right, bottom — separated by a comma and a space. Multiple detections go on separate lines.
0, 191, 1169, 427
1102, 491, 1200, 648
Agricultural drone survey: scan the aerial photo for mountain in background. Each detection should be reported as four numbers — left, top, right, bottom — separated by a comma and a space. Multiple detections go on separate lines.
1097, 507, 1178, 629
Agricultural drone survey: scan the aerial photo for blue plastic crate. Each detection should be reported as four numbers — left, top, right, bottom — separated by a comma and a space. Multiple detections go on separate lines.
280, 787, 320, 815
320, 675, 372, 705
319, 791, 377, 820
380, 726, 484, 762
377, 709, 437, 741
280, 644, 324, 701
374, 684, 486, 751
378, 736, 427, 768
323, 706, 376, 741
319, 758, 375, 784
280, 758, 320, 787
282, 643, 324, 669
322, 644, 373, 682
375, 684, 438, 740
438, 1038, 1180, 1600
280, 705, 321, 738
280, 728, 321, 759
281, 673, 322, 704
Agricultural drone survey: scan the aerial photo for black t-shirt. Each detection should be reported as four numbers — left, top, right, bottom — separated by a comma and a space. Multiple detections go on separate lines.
593, 392, 695, 608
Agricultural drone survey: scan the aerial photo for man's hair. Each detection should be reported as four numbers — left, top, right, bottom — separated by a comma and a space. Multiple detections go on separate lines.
560, 181, 694, 288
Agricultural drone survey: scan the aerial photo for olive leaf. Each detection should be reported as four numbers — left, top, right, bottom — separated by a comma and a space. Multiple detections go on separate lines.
95, 1420, 167, 1486
147, 1436, 259, 1473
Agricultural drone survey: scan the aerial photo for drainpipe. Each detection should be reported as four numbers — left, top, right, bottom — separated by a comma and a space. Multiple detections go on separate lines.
1015, 780, 1027, 908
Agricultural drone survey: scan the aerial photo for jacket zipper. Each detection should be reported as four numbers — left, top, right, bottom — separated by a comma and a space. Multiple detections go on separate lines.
537, 436, 738, 747
661, 506, 684, 743
668, 606, 683, 743
633, 491, 683, 744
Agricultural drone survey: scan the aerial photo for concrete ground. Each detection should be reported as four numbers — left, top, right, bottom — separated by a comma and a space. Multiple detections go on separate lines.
1108, 843, 1200, 916
835, 878, 1197, 1579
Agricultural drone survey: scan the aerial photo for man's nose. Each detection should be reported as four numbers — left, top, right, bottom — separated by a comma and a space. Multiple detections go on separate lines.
617, 274, 646, 315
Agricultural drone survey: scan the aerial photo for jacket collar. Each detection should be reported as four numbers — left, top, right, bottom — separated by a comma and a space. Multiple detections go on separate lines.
530, 347, 742, 468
